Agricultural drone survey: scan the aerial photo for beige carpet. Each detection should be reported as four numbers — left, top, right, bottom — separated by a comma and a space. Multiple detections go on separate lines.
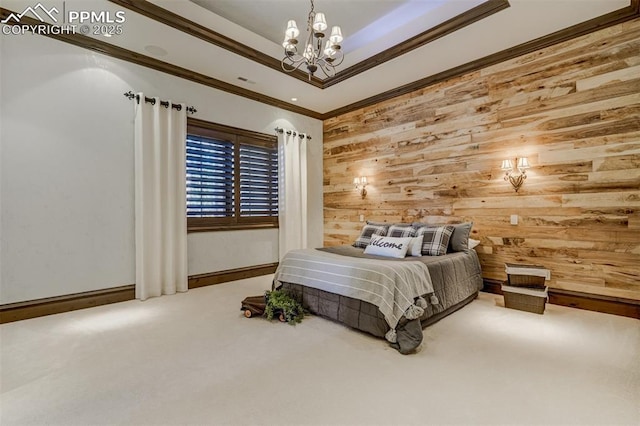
1, 275, 638, 425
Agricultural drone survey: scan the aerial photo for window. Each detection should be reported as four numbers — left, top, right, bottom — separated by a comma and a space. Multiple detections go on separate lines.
186, 118, 278, 231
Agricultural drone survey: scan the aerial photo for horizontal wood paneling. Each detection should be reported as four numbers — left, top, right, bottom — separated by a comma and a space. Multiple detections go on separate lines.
323, 18, 640, 302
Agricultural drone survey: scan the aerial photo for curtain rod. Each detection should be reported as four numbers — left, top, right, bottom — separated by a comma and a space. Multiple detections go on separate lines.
124, 91, 197, 114
274, 127, 312, 140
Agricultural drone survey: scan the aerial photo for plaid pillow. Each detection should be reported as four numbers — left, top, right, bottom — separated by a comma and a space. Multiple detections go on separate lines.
387, 224, 417, 238
416, 225, 455, 256
353, 224, 389, 248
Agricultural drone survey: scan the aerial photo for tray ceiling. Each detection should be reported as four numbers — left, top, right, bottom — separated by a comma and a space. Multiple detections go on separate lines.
1, 0, 637, 118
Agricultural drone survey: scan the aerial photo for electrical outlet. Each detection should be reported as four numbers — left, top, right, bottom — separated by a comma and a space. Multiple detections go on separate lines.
359, 214, 365, 222
510, 214, 518, 225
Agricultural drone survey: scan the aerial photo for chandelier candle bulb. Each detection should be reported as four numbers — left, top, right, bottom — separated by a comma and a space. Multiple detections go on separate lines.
286, 20, 299, 39
324, 40, 335, 57
330, 26, 343, 44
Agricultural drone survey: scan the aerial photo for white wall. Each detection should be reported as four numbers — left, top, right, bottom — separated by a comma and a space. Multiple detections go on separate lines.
0, 33, 323, 304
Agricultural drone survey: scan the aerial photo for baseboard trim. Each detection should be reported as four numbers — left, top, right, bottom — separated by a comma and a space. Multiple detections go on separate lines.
482, 278, 640, 319
188, 262, 278, 289
0, 263, 279, 324
0, 285, 136, 324
482, 278, 504, 295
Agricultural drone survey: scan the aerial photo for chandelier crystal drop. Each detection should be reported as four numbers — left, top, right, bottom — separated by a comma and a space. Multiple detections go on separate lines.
281, 0, 345, 79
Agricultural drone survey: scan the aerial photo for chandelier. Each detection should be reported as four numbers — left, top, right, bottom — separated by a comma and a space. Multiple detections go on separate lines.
281, 0, 344, 79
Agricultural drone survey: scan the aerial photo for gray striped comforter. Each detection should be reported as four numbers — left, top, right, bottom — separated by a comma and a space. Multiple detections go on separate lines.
273, 248, 435, 330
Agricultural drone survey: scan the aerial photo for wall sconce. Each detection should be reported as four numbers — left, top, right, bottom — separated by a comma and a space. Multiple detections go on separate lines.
502, 157, 530, 192
354, 176, 368, 198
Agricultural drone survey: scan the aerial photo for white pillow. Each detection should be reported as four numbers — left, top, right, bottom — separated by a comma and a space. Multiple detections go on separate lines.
364, 235, 412, 258
408, 234, 424, 257
468, 238, 481, 249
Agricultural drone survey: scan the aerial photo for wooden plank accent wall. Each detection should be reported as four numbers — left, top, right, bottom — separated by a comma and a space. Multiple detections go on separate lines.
323, 18, 640, 302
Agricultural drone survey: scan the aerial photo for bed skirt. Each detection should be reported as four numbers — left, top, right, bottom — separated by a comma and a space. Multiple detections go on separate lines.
278, 282, 479, 340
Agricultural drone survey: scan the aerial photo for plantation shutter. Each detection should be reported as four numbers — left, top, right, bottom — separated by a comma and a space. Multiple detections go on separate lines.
239, 138, 278, 222
186, 119, 279, 231
186, 129, 235, 223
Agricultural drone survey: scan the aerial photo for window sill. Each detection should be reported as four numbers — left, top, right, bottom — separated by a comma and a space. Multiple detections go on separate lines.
187, 223, 279, 233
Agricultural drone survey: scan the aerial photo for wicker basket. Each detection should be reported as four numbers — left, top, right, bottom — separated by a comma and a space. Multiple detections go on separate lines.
503, 289, 546, 314
507, 274, 546, 288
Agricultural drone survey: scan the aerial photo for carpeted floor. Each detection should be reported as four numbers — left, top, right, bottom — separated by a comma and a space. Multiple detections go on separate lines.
1, 275, 639, 425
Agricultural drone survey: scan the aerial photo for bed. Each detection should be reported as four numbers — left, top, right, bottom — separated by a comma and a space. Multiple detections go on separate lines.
273, 240, 483, 354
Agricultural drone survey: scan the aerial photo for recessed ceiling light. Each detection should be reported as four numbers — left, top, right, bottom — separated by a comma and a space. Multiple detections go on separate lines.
291, 97, 298, 102
144, 45, 168, 57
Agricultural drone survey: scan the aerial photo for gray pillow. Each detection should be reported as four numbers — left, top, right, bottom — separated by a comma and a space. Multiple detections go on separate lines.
366, 220, 390, 226
449, 222, 473, 252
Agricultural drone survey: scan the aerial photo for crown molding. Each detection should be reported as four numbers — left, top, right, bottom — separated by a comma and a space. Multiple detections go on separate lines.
107, 0, 509, 90
320, 0, 640, 119
2, 1, 638, 121
0, 8, 323, 120
321, 0, 509, 88
107, 0, 324, 88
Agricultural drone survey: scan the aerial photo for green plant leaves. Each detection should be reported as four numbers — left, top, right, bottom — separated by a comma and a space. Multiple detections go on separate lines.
265, 290, 305, 324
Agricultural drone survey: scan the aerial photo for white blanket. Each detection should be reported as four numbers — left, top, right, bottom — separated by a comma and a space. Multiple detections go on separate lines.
274, 248, 435, 331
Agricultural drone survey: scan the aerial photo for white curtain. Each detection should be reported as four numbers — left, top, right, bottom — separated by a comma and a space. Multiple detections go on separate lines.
134, 94, 188, 300
279, 130, 308, 259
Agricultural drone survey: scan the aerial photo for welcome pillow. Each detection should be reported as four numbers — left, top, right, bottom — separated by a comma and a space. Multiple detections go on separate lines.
364, 235, 412, 258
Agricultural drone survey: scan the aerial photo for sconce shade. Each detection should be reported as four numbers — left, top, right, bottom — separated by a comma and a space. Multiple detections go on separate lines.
502, 157, 529, 192
354, 176, 368, 198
